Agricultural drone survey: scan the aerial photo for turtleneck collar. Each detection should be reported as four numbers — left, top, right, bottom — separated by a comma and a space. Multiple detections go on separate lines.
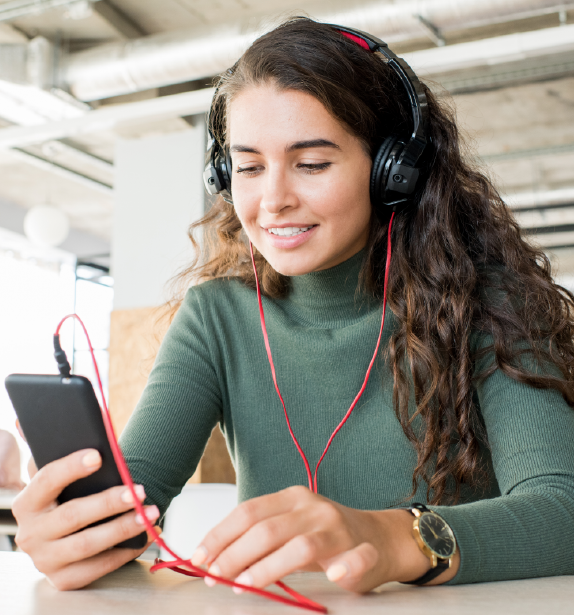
278, 249, 379, 328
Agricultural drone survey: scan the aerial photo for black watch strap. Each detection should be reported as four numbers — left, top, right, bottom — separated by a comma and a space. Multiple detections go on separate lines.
404, 557, 449, 585
404, 504, 450, 586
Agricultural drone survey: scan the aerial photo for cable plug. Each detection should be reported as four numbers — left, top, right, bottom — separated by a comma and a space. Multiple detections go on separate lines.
53, 334, 71, 377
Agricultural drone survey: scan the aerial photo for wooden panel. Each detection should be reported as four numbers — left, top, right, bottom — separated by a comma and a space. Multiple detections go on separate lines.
108, 307, 235, 485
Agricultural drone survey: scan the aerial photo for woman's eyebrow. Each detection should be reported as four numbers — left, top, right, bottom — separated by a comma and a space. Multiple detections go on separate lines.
230, 144, 261, 154
229, 139, 340, 155
286, 139, 340, 152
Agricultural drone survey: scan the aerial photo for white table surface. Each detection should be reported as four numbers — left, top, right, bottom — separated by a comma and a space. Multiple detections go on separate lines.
1, 552, 573, 615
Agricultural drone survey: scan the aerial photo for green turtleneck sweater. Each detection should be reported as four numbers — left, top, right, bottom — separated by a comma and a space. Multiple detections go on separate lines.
120, 251, 574, 585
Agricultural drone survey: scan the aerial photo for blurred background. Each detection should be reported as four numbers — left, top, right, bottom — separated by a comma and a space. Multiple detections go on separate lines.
1, 0, 574, 484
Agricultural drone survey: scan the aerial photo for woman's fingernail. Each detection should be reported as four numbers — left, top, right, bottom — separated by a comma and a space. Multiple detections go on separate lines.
135, 505, 159, 525
204, 563, 220, 587
121, 489, 134, 504
82, 450, 101, 468
121, 486, 145, 504
326, 563, 349, 582
234, 571, 253, 590
191, 545, 208, 566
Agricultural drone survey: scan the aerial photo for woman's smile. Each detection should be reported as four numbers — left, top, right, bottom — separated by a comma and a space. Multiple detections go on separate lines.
261, 223, 319, 249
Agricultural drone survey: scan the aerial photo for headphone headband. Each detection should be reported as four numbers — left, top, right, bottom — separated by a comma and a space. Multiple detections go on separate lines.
203, 22, 431, 213
332, 25, 429, 171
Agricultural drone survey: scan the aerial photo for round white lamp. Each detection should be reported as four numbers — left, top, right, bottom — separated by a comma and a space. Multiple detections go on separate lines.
24, 205, 70, 248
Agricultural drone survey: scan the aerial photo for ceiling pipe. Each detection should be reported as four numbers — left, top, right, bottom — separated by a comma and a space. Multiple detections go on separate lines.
0, 87, 215, 149
60, 0, 574, 101
3, 21, 574, 150
0, 0, 100, 23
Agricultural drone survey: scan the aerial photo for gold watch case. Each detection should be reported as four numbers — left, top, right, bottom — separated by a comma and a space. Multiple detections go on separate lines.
411, 509, 457, 568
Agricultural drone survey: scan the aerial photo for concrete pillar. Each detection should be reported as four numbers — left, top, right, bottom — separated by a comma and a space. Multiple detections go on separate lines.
109, 124, 235, 484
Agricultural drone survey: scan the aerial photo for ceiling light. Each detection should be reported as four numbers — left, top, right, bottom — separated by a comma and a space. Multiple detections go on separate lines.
24, 205, 70, 248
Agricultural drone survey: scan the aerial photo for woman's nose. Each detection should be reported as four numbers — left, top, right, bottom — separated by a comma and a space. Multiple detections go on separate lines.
260, 166, 297, 214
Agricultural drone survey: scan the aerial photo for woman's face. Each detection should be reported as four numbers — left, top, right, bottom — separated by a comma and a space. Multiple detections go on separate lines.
228, 85, 372, 276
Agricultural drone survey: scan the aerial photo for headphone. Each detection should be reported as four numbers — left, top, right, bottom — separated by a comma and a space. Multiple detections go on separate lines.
203, 24, 430, 217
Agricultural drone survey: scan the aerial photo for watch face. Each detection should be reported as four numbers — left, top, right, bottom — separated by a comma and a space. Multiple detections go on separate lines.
418, 513, 456, 558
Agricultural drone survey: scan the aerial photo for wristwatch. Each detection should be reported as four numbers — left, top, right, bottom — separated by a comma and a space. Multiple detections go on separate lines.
403, 503, 457, 585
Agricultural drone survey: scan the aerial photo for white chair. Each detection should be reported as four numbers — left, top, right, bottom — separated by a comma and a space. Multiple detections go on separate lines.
159, 483, 237, 561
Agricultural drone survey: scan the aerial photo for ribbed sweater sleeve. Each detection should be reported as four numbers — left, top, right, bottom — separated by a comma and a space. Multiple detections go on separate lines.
119, 289, 221, 518
431, 362, 574, 584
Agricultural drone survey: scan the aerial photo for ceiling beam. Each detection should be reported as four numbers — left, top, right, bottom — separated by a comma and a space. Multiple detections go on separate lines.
9, 147, 113, 194
504, 187, 574, 210
529, 228, 574, 248
436, 55, 574, 94
481, 142, 574, 164
0, 0, 101, 23
0, 87, 215, 149
92, 0, 145, 40
416, 14, 445, 47
515, 205, 574, 229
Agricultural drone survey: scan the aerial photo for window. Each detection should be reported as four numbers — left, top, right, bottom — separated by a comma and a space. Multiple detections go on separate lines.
0, 228, 113, 482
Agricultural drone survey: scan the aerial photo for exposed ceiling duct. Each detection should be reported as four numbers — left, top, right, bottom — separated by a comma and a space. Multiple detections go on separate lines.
59, 0, 574, 101
0, 0, 100, 23
3, 21, 574, 150
0, 86, 215, 149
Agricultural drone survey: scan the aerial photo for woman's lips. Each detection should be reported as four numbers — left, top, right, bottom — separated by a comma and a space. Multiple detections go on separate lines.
263, 225, 318, 249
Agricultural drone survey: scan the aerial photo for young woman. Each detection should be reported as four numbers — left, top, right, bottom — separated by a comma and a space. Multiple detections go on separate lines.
12, 17, 574, 594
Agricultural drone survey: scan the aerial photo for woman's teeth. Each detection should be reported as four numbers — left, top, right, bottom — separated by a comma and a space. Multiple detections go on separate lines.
267, 226, 314, 237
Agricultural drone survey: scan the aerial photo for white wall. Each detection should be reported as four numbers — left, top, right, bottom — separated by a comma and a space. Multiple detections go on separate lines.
112, 125, 205, 310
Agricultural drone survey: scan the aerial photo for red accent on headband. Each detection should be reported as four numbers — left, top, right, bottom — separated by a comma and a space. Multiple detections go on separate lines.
338, 30, 370, 50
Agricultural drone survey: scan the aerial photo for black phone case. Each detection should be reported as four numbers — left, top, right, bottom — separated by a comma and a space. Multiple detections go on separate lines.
5, 373, 147, 550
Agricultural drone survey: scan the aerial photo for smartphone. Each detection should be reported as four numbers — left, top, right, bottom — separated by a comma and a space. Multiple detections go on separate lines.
5, 373, 147, 550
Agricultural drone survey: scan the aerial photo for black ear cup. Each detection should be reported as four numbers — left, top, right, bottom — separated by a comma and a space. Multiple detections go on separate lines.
204, 140, 233, 204
370, 135, 401, 211
216, 145, 233, 203
223, 146, 233, 197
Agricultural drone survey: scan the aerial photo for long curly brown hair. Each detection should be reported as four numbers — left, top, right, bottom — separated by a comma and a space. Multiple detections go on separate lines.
170, 17, 574, 504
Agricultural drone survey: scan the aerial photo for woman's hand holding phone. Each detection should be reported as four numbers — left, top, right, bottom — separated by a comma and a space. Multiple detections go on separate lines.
12, 448, 160, 590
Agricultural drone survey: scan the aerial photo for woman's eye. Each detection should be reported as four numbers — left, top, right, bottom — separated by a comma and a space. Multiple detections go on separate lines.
298, 162, 332, 174
235, 166, 261, 177
235, 162, 332, 177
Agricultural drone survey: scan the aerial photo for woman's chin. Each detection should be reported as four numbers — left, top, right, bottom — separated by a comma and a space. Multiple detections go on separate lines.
264, 255, 320, 277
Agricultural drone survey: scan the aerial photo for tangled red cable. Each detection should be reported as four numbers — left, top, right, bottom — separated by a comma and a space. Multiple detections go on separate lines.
54, 212, 393, 612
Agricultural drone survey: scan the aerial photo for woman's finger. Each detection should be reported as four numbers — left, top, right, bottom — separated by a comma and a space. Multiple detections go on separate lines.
13, 449, 102, 520
36, 505, 159, 572
192, 485, 312, 567
28, 457, 37, 480
15, 419, 26, 442
206, 508, 325, 582
39, 484, 146, 541
46, 537, 151, 591
231, 530, 342, 591
324, 542, 380, 593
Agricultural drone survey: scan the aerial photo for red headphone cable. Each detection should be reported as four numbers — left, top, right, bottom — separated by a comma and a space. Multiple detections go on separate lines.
54, 314, 327, 613
249, 212, 394, 494
52, 215, 393, 611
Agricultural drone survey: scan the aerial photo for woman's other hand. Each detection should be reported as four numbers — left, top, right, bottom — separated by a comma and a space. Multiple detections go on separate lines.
190, 485, 459, 593
11, 449, 160, 590
0, 429, 26, 491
